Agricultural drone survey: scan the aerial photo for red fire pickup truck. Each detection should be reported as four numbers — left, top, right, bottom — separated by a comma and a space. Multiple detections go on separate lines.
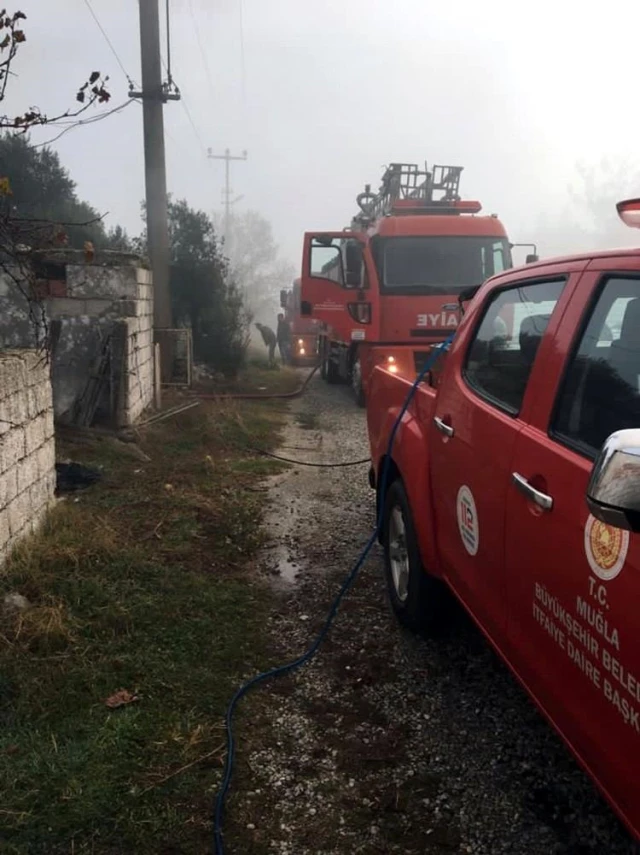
366, 199, 640, 839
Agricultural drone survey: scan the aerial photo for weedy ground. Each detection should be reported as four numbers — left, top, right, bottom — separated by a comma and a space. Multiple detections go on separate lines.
0, 362, 300, 855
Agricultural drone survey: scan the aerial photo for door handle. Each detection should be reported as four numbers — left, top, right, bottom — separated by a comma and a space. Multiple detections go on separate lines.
512, 473, 553, 510
433, 416, 454, 438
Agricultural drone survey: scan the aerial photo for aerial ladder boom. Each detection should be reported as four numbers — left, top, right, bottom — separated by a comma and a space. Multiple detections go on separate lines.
351, 162, 465, 229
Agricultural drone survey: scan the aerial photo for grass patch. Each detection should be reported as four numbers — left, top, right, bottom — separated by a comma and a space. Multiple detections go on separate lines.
194, 350, 306, 397
0, 396, 288, 854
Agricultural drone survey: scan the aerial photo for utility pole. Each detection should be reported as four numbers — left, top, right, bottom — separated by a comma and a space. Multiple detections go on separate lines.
131, 0, 180, 331
207, 148, 248, 242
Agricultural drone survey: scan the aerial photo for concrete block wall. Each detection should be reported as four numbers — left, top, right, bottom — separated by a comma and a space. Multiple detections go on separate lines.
119, 268, 155, 426
0, 254, 155, 427
0, 350, 55, 564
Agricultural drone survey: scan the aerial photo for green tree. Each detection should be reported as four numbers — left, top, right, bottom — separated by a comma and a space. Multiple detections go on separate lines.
166, 198, 250, 375
0, 134, 113, 249
219, 209, 295, 325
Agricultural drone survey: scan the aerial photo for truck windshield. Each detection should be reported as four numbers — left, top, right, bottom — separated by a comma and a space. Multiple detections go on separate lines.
375, 236, 512, 296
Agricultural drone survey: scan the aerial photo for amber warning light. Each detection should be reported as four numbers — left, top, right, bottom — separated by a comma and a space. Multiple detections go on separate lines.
616, 198, 640, 229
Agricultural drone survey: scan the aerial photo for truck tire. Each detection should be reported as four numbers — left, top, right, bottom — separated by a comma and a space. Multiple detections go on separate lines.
351, 354, 366, 408
382, 479, 448, 636
324, 350, 339, 384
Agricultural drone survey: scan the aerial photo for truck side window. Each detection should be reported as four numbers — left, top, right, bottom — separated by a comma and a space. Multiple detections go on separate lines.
553, 276, 640, 457
463, 279, 565, 414
310, 239, 344, 285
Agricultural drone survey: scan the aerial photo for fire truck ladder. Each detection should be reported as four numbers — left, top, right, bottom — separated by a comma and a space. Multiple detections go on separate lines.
353, 162, 464, 227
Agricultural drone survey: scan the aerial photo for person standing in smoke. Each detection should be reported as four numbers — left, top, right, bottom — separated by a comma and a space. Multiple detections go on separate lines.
276, 312, 292, 364
255, 322, 277, 367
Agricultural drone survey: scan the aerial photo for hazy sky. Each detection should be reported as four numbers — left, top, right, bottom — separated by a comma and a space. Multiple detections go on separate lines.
5, 0, 640, 265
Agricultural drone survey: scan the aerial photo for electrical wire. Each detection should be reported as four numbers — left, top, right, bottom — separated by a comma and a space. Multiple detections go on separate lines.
188, 0, 217, 106
81, 0, 136, 90
238, 0, 246, 108
165, 0, 173, 87
178, 93, 209, 158
212, 334, 455, 855
33, 99, 137, 148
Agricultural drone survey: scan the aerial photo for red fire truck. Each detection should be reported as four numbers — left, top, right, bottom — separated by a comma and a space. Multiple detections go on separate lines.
300, 163, 532, 405
279, 278, 320, 365
366, 198, 640, 839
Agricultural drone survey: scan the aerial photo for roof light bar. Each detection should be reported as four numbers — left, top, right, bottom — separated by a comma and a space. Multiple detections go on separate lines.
617, 198, 640, 229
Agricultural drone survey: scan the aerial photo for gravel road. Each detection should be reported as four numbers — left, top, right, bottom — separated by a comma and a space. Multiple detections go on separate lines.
229, 372, 639, 855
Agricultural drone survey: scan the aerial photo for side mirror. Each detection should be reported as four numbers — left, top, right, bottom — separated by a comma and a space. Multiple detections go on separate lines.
280, 289, 288, 308
525, 254, 539, 264
345, 241, 363, 287
587, 429, 640, 532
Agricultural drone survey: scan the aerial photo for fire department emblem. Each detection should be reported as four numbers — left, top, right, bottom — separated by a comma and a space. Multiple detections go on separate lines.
584, 514, 629, 582
456, 485, 479, 556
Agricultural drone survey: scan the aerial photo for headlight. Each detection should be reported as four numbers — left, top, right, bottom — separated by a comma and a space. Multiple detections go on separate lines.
299, 347, 306, 355
298, 338, 304, 345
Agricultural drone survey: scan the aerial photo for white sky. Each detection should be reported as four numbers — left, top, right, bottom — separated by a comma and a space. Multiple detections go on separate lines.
4, 0, 640, 263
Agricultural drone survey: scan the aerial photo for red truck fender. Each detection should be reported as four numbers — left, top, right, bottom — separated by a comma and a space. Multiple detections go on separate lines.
371, 385, 445, 581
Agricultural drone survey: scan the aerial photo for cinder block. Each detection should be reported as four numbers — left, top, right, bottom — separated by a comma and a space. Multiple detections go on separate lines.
1, 391, 27, 427
67, 264, 138, 299
0, 353, 28, 400
36, 442, 55, 480
0, 509, 10, 551
83, 298, 119, 318
0, 467, 18, 509
137, 282, 153, 302
43, 410, 55, 441
0, 428, 26, 475
136, 267, 153, 286
35, 382, 53, 415
16, 457, 37, 495
24, 414, 47, 455
48, 298, 87, 319
8, 490, 30, 537
30, 477, 52, 512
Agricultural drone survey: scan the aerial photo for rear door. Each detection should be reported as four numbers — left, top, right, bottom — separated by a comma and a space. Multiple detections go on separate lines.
429, 273, 572, 638
299, 232, 371, 344
505, 263, 640, 834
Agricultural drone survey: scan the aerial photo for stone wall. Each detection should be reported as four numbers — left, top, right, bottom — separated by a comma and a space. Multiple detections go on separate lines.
0, 252, 155, 427
0, 350, 55, 564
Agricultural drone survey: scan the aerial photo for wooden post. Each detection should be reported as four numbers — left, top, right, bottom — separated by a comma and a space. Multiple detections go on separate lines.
154, 342, 162, 410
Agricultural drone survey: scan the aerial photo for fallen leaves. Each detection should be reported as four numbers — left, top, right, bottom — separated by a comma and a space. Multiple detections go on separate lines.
104, 689, 140, 709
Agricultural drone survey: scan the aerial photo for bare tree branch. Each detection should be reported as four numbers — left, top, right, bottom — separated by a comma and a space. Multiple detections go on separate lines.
0, 9, 111, 131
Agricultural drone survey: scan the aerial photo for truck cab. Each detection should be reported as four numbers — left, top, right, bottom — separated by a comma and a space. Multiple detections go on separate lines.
366, 200, 640, 839
300, 163, 520, 406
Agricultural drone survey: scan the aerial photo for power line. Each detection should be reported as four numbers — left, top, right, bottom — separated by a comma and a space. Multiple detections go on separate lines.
81, 0, 136, 90
238, 0, 246, 107
188, 0, 216, 106
178, 91, 209, 159
165, 0, 173, 86
34, 99, 137, 148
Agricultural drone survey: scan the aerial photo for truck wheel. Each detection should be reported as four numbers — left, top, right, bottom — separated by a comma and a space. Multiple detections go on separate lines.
383, 479, 448, 636
325, 352, 339, 384
351, 355, 365, 408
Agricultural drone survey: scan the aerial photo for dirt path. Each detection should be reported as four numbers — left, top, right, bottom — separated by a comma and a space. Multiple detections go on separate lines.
229, 374, 639, 855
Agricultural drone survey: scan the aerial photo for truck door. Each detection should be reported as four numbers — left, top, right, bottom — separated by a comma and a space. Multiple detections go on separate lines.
505, 267, 640, 834
429, 276, 568, 638
299, 232, 372, 344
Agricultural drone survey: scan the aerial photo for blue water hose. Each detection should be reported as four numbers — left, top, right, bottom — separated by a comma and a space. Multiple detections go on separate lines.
213, 334, 454, 854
